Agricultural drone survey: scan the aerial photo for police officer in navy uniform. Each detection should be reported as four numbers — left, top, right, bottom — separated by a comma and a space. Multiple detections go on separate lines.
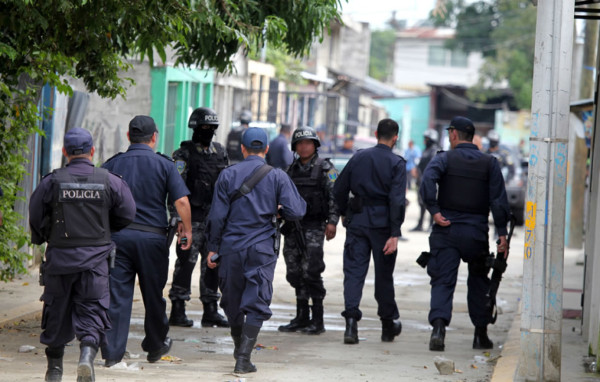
100, 116, 193, 366
168, 107, 229, 328
265, 123, 293, 170
333, 119, 405, 345
278, 126, 339, 335
419, 116, 510, 352
411, 129, 440, 232
226, 110, 252, 164
206, 127, 306, 374
29, 128, 136, 382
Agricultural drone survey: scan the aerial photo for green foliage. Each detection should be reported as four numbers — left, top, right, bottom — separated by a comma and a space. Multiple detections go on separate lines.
434, 0, 536, 109
369, 29, 396, 81
0, 0, 344, 280
0, 82, 42, 281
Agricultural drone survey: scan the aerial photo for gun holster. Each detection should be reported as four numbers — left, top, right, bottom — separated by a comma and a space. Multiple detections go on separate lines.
349, 196, 363, 213
416, 251, 431, 268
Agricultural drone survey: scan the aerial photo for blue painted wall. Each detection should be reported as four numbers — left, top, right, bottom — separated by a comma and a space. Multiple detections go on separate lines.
378, 95, 430, 151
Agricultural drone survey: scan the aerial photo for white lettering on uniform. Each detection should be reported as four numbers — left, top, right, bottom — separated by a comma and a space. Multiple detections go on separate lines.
62, 189, 101, 199
204, 115, 218, 122
295, 131, 312, 139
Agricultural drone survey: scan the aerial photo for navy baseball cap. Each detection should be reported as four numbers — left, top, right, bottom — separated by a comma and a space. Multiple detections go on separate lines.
64, 127, 93, 155
242, 127, 268, 150
129, 115, 158, 137
447, 116, 475, 134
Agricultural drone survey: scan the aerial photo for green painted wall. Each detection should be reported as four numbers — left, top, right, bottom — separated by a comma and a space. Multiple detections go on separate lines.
378, 96, 430, 151
151, 67, 214, 155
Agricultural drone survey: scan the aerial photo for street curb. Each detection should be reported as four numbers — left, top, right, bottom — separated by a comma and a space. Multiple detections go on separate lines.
0, 301, 42, 329
491, 311, 521, 381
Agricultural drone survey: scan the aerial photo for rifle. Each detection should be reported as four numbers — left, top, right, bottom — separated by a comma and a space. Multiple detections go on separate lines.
166, 216, 179, 248
273, 215, 282, 256
485, 214, 517, 324
293, 220, 307, 256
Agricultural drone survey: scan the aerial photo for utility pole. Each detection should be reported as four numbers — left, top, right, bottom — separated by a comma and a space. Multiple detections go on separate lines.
518, 0, 574, 381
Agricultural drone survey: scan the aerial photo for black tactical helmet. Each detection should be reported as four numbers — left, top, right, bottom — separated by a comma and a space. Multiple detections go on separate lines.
188, 107, 219, 129
240, 110, 252, 125
291, 126, 321, 151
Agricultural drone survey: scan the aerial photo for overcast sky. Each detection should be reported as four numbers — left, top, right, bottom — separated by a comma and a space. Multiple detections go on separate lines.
340, 0, 437, 29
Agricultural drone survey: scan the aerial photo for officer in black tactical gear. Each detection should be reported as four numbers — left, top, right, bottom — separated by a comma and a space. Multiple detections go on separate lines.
419, 116, 510, 352
278, 127, 339, 335
486, 130, 516, 181
411, 129, 440, 232
29, 128, 136, 382
226, 109, 252, 164
168, 107, 230, 328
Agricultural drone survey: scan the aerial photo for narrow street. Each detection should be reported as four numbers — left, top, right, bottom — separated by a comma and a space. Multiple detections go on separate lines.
0, 189, 524, 381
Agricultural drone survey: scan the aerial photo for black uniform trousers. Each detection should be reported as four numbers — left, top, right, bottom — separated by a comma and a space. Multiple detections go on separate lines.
169, 221, 220, 304
40, 262, 110, 348
342, 226, 399, 321
218, 239, 277, 329
101, 229, 169, 361
427, 223, 492, 327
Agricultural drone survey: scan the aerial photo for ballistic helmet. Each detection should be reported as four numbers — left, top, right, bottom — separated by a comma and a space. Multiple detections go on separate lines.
239, 110, 252, 125
188, 107, 219, 129
487, 129, 500, 143
423, 129, 439, 143
291, 126, 321, 151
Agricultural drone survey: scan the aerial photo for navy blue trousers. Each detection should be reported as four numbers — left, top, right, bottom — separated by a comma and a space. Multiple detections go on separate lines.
101, 229, 169, 361
427, 223, 492, 327
218, 239, 277, 328
342, 226, 399, 321
40, 262, 110, 348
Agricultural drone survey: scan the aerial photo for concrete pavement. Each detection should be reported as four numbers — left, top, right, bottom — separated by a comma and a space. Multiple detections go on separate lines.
0, 188, 597, 381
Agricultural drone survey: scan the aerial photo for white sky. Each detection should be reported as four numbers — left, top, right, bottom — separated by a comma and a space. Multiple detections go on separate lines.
340, 0, 437, 29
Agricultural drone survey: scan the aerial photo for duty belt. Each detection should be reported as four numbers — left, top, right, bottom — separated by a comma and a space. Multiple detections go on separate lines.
127, 223, 168, 236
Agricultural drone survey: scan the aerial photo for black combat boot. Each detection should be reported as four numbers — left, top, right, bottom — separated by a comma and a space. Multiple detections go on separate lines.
230, 325, 243, 360
45, 346, 64, 382
77, 341, 98, 382
473, 326, 494, 349
201, 302, 230, 328
169, 300, 193, 327
234, 325, 260, 374
381, 319, 402, 342
301, 299, 325, 335
278, 299, 310, 332
429, 318, 446, 351
343, 317, 359, 344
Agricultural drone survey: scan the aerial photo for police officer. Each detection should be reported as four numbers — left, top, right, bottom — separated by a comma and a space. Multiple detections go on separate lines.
419, 116, 510, 352
486, 130, 516, 181
29, 128, 136, 382
265, 123, 293, 170
333, 119, 405, 345
411, 129, 440, 232
278, 127, 339, 335
100, 116, 193, 366
206, 127, 306, 374
168, 107, 229, 328
226, 109, 252, 164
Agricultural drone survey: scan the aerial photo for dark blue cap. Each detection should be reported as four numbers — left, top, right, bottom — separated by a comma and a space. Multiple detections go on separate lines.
129, 115, 158, 137
242, 127, 268, 150
64, 127, 93, 155
447, 116, 475, 134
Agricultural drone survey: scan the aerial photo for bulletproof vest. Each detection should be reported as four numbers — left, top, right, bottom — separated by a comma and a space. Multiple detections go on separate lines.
226, 129, 244, 163
438, 150, 492, 215
288, 157, 328, 221
184, 141, 227, 219
418, 144, 440, 173
48, 167, 112, 247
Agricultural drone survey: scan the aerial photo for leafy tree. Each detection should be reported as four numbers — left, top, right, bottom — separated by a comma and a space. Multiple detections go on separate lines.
369, 29, 396, 81
0, 0, 344, 281
431, 0, 536, 109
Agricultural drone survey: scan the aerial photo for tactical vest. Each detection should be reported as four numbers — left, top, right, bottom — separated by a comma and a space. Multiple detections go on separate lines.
184, 141, 228, 219
226, 129, 244, 163
438, 150, 492, 215
48, 167, 112, 247
288, 157, 328, 222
